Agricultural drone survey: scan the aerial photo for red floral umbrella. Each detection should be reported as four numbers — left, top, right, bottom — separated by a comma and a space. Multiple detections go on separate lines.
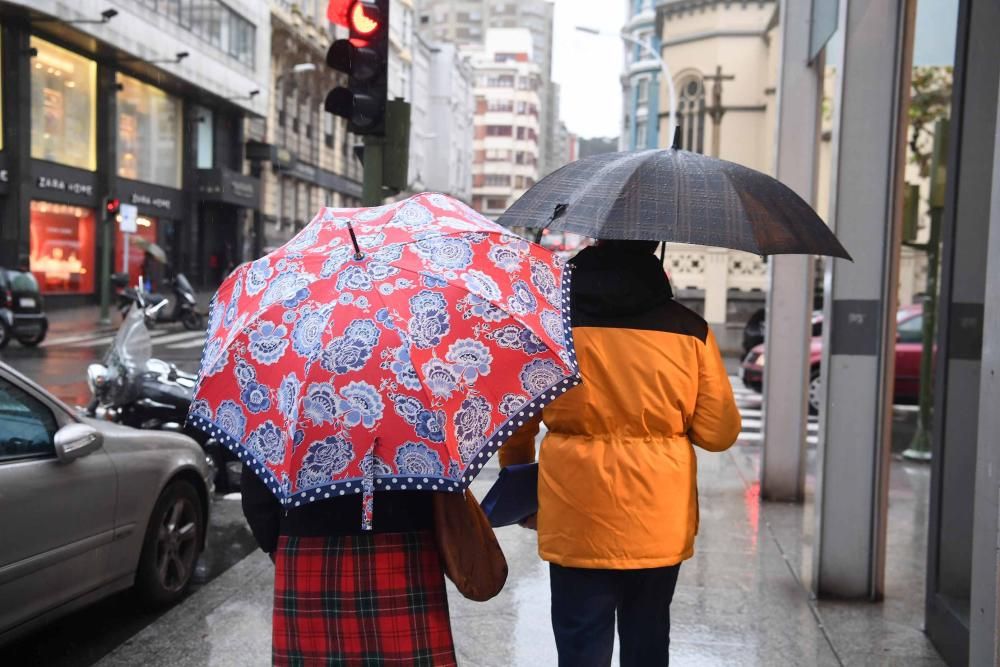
187, 193, 579, 528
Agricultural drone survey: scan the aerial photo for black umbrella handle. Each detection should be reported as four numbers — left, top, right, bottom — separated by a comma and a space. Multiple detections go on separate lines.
347, 221, 365, 260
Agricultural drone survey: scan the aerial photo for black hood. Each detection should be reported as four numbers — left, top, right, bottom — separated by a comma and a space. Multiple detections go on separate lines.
570, 245, 674, 319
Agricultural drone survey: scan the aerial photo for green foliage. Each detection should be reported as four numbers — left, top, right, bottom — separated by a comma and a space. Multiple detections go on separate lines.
908, 67, 953, 177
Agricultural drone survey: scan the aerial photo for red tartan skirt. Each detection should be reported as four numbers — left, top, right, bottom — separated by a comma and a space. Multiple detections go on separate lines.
272, 531, 457, 666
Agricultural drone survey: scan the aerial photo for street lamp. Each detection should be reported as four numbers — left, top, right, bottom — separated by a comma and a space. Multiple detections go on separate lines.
275, 63, 318, 230
576, 25, 677, 149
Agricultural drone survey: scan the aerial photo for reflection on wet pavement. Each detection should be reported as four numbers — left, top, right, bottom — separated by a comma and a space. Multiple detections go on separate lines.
93, 443, 944, 667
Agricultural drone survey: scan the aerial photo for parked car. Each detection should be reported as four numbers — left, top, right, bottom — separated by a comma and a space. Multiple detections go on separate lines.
741, 304, 926, 413
0, 361, 212, 646
0, 268, 48, 349
741, 307, 824, 357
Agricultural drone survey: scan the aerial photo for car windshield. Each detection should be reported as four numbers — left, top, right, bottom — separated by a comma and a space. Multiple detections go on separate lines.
8, 271, 39, 293
105, 306, 152, 371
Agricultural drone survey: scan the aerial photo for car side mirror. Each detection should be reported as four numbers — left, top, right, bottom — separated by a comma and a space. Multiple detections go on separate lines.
54, 423, 103, 463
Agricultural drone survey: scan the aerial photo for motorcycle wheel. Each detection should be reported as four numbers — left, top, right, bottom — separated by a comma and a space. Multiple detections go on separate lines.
181, 311, 203, 331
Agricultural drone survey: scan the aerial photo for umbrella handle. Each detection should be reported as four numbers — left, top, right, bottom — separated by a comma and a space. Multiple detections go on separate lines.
361, 437, 379, 531
347, 221, 365, 261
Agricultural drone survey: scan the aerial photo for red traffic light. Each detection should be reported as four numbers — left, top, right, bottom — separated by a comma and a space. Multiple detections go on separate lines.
105, 197, 120, 214
349, 1, 381, 36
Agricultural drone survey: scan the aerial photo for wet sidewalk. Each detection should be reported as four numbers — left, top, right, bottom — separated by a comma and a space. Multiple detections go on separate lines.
95, 444, 944, 667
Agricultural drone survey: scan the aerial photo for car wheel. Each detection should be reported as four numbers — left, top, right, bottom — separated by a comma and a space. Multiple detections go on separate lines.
0, 319, 10, 350
808, 369, 822, 415
16, 321, 48, 347
181, 310, 203, 331
136, 480, 203, 606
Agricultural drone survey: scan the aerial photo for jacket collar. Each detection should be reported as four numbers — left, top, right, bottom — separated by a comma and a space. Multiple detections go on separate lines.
570, 246, 674, 319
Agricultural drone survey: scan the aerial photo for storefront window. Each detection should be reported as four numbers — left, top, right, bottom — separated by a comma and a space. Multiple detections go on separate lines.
117, 74, 183, 188
30, 37, 97, 171
29, 201, 96, 295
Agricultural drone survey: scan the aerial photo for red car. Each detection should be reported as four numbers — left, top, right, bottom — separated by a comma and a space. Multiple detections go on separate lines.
740, 304, 926, 413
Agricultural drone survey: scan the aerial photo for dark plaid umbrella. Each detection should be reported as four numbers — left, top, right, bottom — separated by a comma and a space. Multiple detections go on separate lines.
497, 149, 851, 260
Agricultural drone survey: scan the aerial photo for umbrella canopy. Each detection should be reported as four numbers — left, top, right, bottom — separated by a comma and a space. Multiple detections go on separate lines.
130, 236, 168, 263
497, 149, 851, 260
187, 193, 579, 528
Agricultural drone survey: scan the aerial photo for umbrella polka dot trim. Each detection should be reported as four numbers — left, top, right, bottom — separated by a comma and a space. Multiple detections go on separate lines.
186, 256, 582, 507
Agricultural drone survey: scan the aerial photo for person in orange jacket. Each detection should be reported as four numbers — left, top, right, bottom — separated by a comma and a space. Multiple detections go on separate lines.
500, 239, 741, 667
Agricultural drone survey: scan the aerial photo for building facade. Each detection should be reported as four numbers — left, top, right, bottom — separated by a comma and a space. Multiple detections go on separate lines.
468, 29, 541, 218
621, 0, 661, 151
631, 0, 926, 339
418, 0, 565, 176
255, 0, 364, 254
0, 0, 269, 303
412, 38, 474, 200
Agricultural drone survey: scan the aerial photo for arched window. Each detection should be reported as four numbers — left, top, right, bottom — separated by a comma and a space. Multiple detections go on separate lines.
676, 76, 706, 153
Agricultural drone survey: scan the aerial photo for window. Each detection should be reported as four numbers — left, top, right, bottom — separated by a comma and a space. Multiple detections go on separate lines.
636, 78, 649, 104
485, 149, 510, 161
151, 1, 255, 68
897, 314, 924, 343
0, 377, 58, 463
29, 201, 96, 295
116, 74, 183, 188
484, 174, 511, 187
488, 99, 513, 112
486, 125, 513, 137
194, 105, 214, 169
30, 37, 97, 171
636, 120, 647, 148
485, 197, 508, 210
677, 76, 706, 153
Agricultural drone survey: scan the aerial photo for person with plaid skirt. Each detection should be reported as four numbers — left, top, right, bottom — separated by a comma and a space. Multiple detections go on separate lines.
241, 468, 457, 665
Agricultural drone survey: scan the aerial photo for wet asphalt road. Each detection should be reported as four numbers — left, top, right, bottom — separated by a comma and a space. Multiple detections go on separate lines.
0, 318, 260, 667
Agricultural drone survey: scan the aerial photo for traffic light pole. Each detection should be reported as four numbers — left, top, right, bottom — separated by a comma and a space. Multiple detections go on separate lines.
99, 215, 112, 325
362, 135, 384, 206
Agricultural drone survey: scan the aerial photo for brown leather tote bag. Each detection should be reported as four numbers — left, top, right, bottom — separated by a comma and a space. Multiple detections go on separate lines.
432, 490, 508, 601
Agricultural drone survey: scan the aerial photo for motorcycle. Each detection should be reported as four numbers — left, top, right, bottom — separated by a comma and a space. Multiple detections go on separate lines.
85, 306, 240, 491
110, 272, 203, 331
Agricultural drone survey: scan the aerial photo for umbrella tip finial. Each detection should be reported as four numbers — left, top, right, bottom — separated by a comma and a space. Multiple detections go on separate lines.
671, 126, 682, 150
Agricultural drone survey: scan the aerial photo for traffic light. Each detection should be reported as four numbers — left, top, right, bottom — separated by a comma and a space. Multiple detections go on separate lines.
104, 196, 120, 220
325, 0, 390, 135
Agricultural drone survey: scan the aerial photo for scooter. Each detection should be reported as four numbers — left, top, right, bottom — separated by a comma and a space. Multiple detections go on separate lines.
85, 306, 240, 491
142, 273, 203, 331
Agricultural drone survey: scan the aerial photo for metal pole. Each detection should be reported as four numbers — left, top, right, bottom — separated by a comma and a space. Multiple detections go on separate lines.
362, 136, 384, 206
99, 216, 112, 325
122, 232, 130, 278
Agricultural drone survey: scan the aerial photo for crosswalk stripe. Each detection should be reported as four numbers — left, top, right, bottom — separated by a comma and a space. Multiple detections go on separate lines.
61, 328, 194, 349
147, 330, 205, 346
166, 336, 209, 350
57, 328, 168, 349
41, 329, 119, 347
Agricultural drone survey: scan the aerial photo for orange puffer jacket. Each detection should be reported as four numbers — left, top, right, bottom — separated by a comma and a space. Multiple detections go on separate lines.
499, 245, 741, 569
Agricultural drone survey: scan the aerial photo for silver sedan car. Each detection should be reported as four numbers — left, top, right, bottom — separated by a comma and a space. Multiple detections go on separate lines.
0, 362, 213, 645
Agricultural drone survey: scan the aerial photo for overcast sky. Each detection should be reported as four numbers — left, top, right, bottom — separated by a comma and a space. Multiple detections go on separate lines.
551, 0, 626, 140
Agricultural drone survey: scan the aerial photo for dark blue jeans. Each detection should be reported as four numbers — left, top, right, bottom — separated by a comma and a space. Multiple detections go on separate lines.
550, 563, 681, 667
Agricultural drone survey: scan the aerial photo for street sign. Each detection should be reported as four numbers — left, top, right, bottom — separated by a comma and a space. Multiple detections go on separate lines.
119, 203, 138, 233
